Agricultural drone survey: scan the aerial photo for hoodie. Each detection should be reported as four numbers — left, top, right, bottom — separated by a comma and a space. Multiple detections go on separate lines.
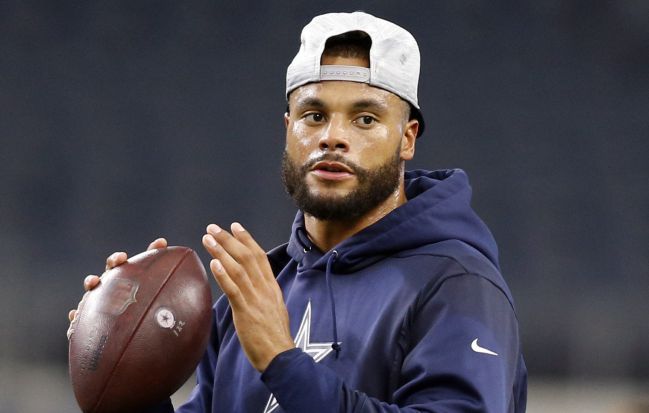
150, 169, 527, 413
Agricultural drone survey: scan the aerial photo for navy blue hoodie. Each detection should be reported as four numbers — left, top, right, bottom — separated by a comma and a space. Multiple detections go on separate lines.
151, 169, 527, 413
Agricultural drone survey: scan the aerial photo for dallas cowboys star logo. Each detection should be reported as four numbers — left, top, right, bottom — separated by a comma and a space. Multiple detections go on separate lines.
262, 301, 337, 413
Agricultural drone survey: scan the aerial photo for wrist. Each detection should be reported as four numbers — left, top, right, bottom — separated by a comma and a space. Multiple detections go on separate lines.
256, 341, 296, 372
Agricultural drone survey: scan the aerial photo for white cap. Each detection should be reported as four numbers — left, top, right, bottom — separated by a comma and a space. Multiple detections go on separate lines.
286, 11, 425, 137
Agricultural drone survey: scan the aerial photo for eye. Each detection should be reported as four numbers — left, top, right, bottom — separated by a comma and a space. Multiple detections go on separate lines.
303, 112, 325, 123
354, 115, 377, 127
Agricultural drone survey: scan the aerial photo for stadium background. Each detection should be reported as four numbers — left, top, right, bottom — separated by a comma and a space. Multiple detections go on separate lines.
1, 1, 647, 411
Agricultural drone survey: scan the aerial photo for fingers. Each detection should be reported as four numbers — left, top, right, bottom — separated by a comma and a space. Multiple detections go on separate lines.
147, 238, 167, 251
230, 222, 267, 260
105, 252, 128, 271
230, 223, 275, 282
209, 258, 244, 310
202, 228, 256, 296
67, 323, 75, 340
104, 238, 166, 271
205, 223, 267, 271
84, 275, 101, 291
202, 222, 274, 302
70, 275, 98, 323
204, 224, 264, 278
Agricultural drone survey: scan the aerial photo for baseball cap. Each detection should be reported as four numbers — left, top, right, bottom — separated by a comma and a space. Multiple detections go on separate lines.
286, 11, 425, 137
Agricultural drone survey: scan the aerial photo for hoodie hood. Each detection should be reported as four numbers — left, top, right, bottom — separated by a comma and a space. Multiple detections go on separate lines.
286, 169, 500, 273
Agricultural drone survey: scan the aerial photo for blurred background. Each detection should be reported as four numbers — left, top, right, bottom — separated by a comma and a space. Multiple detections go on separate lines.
1, 1, 648, 411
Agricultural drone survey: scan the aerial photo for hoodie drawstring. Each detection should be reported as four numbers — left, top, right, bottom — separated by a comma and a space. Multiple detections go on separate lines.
295, 226, 342, 359
326, 250, 342, 358
295, 226, 312, 254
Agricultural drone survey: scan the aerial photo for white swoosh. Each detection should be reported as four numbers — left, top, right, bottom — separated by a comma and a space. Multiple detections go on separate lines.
471, 338, 498, 356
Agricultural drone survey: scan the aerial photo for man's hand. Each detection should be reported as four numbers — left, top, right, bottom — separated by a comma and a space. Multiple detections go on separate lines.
67, 238, 168, 334
202, 223, 294, 372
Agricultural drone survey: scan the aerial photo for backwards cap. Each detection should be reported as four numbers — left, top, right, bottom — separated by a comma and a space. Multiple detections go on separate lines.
286, 11, 425, 137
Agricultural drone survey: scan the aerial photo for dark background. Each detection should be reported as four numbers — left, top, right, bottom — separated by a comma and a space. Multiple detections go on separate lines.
1, 0, 648, 409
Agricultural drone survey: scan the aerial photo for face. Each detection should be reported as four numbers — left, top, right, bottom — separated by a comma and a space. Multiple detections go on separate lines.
282, 55, 417, 221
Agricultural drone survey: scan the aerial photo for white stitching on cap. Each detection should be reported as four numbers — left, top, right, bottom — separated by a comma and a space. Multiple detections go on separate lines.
319, 65, 370, 83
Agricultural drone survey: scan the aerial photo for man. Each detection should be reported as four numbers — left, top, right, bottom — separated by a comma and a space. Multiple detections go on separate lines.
69, 11, 527, 412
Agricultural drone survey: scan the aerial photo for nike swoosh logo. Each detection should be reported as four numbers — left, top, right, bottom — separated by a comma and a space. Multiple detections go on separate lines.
471, 338, 498, 356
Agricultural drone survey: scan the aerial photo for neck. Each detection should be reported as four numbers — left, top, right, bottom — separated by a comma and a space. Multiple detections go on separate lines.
303, 183, 408, 252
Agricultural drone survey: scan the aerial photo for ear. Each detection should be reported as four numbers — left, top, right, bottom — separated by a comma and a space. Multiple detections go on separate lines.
284, 112, 290, 129
400, 119, 418, 161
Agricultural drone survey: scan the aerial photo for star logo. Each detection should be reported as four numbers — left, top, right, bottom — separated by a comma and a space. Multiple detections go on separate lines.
263, 301, 337, 413
155, 307, 176, 329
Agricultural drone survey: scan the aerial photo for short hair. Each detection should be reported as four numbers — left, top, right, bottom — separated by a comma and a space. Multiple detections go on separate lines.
321, 31, 372, 61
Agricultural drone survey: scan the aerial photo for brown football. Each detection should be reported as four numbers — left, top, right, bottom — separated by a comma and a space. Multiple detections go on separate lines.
68, 246, 212, 413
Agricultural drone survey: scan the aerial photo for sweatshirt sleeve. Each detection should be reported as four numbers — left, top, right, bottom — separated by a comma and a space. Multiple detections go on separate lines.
261, 273, 525, 412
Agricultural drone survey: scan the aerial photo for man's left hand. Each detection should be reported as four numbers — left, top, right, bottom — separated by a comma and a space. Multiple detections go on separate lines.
202, 222, 295, 372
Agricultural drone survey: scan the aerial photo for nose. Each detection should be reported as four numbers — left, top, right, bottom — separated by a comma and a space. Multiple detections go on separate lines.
318, 116, 349, 152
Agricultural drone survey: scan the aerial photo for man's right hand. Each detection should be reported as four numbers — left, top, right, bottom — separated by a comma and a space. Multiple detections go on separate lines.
67, 238, 168, 334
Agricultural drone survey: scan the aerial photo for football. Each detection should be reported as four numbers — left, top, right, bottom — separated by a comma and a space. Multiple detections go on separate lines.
68, 246, 212, 413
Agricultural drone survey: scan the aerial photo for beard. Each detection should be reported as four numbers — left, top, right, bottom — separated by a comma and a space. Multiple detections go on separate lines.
281, 146, 402, 222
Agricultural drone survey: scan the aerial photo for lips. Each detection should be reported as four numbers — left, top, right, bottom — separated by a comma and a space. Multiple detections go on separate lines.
311, 161, 353, 174
310, 161, 354, 181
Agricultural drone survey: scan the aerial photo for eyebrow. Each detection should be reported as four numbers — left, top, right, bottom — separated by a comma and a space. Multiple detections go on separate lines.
293, 97, 326, 109
293, 97, 389, 113
351, 99, 389, 113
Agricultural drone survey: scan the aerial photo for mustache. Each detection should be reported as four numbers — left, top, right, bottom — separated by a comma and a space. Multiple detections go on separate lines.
303, 153, 362, 174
